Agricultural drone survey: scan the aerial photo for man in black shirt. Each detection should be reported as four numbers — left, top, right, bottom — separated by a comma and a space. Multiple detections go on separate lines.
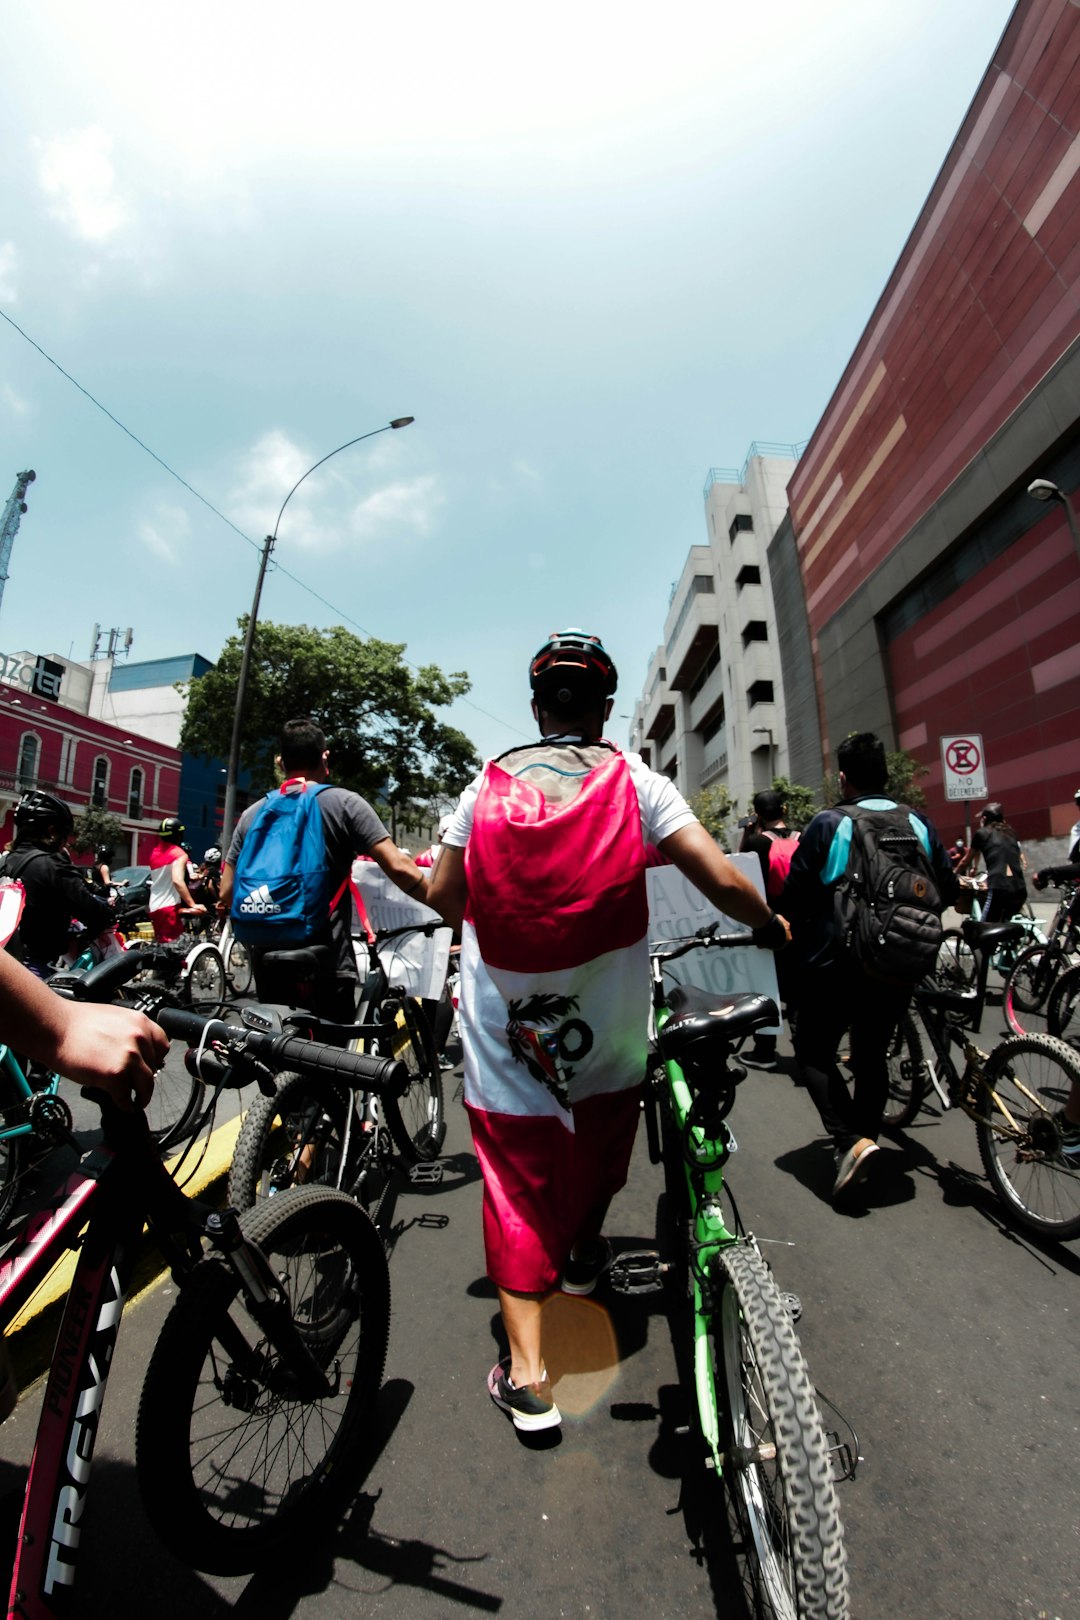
0, 792, 115, 979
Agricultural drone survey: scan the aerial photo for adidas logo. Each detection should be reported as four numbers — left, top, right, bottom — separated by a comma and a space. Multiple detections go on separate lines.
239, 883, 282, 916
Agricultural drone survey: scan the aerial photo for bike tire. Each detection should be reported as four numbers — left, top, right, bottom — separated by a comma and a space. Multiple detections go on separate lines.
227, 1072, 376, 1211
881, 1012, 926, 1129
379, 997, 445, 1163
1047, 962, 1080, 1050
224, 932, 254, 997
974, 1033, 1080, 1241
135, 1186, 390, 1574
184, 943, 226, 1013
713, 1243, 849, 1620
936, 927, 976, 993
1003, 943, 1061, 1035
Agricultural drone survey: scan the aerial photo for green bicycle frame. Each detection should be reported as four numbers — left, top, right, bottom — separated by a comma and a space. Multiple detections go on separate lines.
655, 1003, 737, 1471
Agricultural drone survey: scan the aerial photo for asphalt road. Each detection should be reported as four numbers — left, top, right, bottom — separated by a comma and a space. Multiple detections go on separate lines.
2, 967, 1079, 1619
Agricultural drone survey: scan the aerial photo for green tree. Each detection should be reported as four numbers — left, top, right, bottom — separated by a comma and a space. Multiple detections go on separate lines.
180, 621, 482, 826
688, 784, 738, 850
767, 775, 820, 830
70, 808, 125, 858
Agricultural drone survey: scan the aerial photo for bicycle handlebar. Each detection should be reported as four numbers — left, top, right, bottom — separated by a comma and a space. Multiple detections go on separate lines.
153, 1006, 407, 1095
650, 925, 754, 966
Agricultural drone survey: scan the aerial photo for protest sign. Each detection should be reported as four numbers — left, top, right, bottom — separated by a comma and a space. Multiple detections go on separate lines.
646, 852, 780, 1028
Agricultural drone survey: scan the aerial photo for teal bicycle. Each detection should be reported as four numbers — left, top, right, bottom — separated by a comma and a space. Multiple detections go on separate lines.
615, 925, 850, 1620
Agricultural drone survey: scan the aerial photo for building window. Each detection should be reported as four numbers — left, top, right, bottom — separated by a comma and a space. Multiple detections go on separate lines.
728, 512, 754, 543
656, 719, 675, 753
16, 733, 40, 791
702, 703, 725, 745
91, 756, 109, 809
128, 767, 143, 820
736, 564, 761, 589
689, 643, 721, 700
664, 758, 678, 784
747, 680, 774, 708
742, 620, 768, 647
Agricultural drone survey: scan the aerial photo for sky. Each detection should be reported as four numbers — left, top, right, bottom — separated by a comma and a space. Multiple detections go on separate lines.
0, 0, 1018, 767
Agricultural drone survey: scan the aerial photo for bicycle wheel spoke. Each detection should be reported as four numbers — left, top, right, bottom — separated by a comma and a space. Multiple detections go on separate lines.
976, 1036, 1080, 1240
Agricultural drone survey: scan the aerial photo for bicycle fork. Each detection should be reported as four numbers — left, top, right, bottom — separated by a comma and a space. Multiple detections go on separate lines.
203, 1210, 336, 1403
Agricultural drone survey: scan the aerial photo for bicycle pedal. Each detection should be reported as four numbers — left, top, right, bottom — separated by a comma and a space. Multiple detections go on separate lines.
408, 1162, 444, 1185
609, 1249, 666, 1295
417, 1212, 449, 1229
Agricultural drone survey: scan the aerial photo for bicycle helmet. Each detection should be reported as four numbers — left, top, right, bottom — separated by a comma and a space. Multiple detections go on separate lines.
203, 845, 222, 866
159, 816, 184, 838
529, 629, 618, 699
13, 790, 74, 838
95, 844, 112, 863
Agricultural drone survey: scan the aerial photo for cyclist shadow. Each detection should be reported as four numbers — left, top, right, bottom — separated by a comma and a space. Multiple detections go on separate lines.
772, 1140, 916, 1216
233, 1376, 502, 1616
881, 1122, 1080, 1277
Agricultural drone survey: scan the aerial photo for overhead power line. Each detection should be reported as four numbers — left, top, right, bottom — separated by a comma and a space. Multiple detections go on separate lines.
0, 306, 527, 742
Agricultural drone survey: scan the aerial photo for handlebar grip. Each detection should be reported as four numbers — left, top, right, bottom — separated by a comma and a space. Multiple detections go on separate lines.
254, 1034, 408, 1095
155, 1005, 227, 1045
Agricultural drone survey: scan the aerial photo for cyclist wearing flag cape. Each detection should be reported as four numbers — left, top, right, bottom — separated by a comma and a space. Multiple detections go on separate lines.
429, 629, 789, 1433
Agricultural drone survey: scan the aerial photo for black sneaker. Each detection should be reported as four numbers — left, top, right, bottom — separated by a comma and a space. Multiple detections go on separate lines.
745, 1047, 780, 1071
561, 1237, 612, 1296
487, 1358, 561, 1431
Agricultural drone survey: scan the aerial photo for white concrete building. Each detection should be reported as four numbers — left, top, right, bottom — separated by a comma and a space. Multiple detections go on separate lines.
629, 444, 799, 817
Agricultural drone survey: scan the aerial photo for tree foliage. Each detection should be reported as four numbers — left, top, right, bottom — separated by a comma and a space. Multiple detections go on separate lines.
70, 808, 125, 858
688, 784, 738, 850
768, 775, 820, 830
180, 621, 482, 819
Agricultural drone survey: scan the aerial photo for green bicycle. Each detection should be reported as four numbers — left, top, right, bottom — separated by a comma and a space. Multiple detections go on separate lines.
614, 925, 850, 1620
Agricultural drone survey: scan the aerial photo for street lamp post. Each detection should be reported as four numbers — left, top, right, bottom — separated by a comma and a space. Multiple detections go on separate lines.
219, 417, 415, 854
1027, 477, 1080, 562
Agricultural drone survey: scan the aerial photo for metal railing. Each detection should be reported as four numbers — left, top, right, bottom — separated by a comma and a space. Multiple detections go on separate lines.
703, 439, 806, 499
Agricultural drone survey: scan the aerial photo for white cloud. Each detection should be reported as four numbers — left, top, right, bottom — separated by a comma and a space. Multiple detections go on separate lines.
227, 430, 440, 552
0, 243, 16, 301
137, 502, 189, 565
349, 476, 444, 544
38, 128, 128, 242
514, 459, 543, 484
1, 384, 29, 417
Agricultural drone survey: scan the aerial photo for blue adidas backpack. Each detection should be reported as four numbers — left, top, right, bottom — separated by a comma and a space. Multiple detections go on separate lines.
231, 782, 336, 948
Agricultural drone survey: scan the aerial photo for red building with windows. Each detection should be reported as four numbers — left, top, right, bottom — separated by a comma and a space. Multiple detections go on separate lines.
0, 667, 181, 864
773, 0, 1080, 850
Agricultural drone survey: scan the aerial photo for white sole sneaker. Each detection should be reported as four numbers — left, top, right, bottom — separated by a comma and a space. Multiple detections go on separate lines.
832, 1141, 879, 1198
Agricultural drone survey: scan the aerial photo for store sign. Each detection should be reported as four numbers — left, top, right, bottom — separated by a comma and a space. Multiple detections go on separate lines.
940, 734, 987, 801
0, 653, 64, 701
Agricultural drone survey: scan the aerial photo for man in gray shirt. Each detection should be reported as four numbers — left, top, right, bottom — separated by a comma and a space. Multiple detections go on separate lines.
219, 718, 429, 1024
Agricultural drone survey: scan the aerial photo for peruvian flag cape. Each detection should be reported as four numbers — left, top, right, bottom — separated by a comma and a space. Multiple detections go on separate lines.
460, 742, 649, 1123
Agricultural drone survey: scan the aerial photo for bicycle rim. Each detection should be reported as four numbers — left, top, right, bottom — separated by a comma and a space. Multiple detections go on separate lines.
882, 1013, 925, 1129
226, 934, 254, 997
975, 1034, 1080, 1240
380, 999, 445, 1162
227, 1075, 366, 1209
936, 929, 975, 993
135, 1187, 390, 1573
1003, 945, 1055, 1036
186, 945, 226, 1012
715, 1244, 848, 1620
1048, 963, 1080, 1050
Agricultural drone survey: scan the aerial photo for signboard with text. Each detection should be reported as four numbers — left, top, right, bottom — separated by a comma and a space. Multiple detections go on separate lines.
940, 734, 987, 801
646, 852, 780, 1030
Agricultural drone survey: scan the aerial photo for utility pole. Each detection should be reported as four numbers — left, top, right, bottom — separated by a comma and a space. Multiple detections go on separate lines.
0, 470, 35, 624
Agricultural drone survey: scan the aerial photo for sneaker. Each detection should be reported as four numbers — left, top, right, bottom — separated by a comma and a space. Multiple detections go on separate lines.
437, 1054, 454, 1071
1053, 1111, 1080, 1163
745, 1047, 780, 1072
487, 1358, 561, 1431
561, 1237, 612, 1296
832, 1140, 879, 1199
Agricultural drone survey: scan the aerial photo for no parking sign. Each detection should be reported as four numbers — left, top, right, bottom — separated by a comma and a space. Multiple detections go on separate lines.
940, 734, 987, 801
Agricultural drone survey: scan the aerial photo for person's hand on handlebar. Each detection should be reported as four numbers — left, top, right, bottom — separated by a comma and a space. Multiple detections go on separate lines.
752, 911, 791, 951
0, 952, 169, 1111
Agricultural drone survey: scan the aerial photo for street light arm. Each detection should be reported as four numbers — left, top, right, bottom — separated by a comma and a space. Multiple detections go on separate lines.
271, 418, 414, 540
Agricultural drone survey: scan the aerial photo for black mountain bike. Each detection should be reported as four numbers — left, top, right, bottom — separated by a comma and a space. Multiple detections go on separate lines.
1, 950, 405, 1613
228, 922, 446, 1220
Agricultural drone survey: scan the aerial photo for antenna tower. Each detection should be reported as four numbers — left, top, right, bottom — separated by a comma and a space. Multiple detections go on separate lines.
0, 470, 35, 624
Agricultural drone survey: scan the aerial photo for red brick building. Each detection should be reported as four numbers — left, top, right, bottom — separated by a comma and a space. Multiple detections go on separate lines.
773, 0, 1080, 848
0, 674, 180, 864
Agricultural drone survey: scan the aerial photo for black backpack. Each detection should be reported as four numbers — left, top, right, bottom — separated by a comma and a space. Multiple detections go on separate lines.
834, 805, 943, 984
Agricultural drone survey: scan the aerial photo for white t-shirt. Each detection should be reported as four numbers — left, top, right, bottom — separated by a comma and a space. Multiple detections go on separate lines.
442, 745, 695, 852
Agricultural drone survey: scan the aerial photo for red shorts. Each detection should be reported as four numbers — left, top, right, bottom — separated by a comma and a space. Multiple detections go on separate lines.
150, 906, 183, 943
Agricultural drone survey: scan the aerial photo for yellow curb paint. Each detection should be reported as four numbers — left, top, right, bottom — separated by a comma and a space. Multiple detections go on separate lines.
6, 1114, 243, 1336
